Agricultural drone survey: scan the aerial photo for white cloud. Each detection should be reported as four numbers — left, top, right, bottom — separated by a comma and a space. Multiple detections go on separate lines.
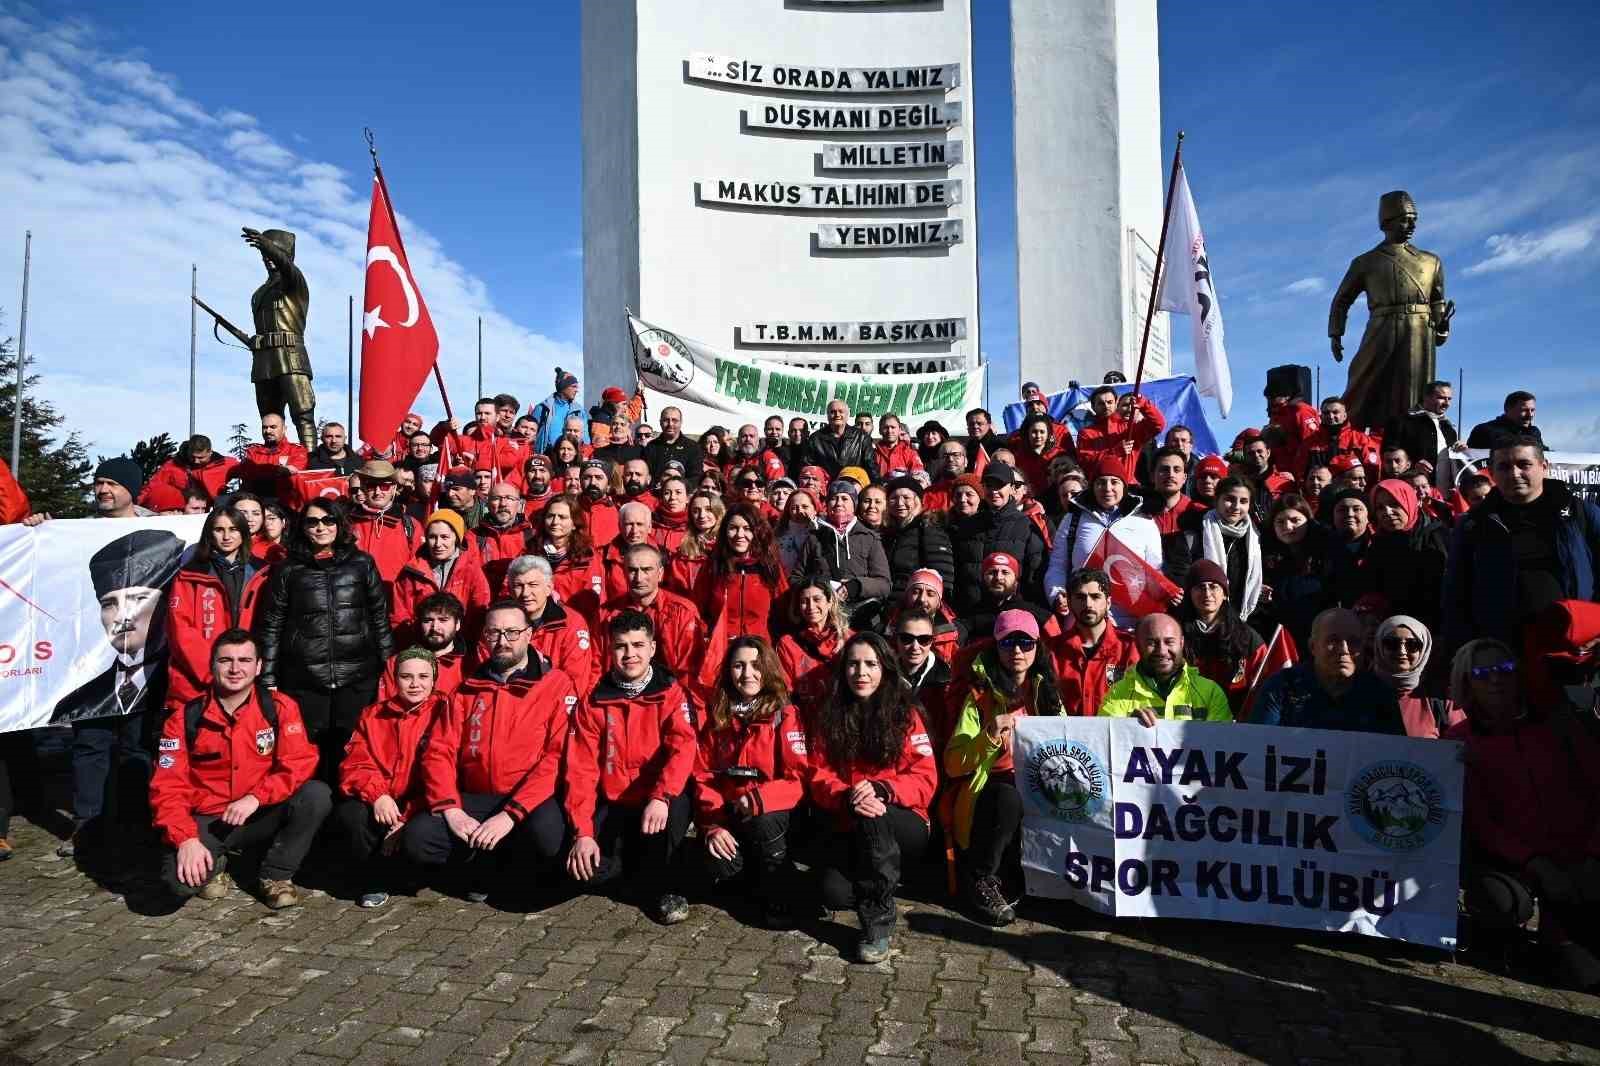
0, 8, 577, 456
1282, 276, 1326, 296
1463, 214, 1600, 276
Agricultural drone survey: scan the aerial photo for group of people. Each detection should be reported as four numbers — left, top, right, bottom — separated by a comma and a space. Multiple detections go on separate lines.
3, 364, 1599, 981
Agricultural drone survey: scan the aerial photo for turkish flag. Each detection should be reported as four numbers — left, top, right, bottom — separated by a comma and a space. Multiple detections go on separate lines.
1241, 625, 1299, 721
1083, 529, 1181, 618
285, 468, 347, 510
358, 175, 438, 450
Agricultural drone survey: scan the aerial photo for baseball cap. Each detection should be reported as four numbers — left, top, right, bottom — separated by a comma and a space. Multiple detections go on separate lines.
994, 609, 1041, 642
980, 461, 1016, 486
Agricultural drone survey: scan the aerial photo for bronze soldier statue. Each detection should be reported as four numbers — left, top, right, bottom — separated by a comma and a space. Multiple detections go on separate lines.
243, 227, 318, 450
1328, 191, 1455, 434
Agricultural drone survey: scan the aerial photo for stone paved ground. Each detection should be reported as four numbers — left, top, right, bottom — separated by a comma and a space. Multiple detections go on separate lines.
2, 818, 1598, 1066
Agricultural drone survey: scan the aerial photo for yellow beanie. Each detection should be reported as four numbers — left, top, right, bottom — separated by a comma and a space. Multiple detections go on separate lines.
425, 509, 466, 543
838, 465, 872, 489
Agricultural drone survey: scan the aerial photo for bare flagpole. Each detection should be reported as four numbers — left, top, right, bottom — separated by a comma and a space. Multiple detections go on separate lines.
347, 294, 355, 429
189, 264, 198, 438
477, 315, 483, 397
11, 231, 32, 472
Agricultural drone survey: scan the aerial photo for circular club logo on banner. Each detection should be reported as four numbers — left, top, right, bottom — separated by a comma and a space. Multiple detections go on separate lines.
1028, 740, 1107, 823
634, 328, 694, 395
1345, 760, 1446, 851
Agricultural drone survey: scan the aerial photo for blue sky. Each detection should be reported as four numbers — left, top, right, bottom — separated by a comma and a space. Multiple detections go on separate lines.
1, 1, 1597, 456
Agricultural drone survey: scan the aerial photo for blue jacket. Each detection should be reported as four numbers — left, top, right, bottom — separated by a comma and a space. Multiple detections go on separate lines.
531, 391, 585, 454
1441, 481, 1600, 655
1250, 665, 1405, 735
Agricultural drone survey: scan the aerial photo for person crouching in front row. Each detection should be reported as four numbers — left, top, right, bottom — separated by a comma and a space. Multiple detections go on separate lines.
563, 609, 698, 925
334, 647, 449, 908
149, 628, 329, 909
693, 636, 809, 929
402, 600, 576, 903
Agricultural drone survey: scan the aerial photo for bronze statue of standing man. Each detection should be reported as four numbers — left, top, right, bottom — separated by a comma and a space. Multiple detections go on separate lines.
1328, 191, 1455, 434
243, 227, 318, 450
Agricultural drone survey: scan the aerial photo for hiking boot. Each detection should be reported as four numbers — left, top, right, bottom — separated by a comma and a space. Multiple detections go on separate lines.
970, 874, 1016, 927
197, 870, 232, 901
358, 891, 390, 909
260, 878, 303, 910
0, 837, 13, 861
856, 934, 892, 964
654, 893, 690, 925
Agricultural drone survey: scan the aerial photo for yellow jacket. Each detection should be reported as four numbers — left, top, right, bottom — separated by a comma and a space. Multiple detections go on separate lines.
1098, 664, 1233, 722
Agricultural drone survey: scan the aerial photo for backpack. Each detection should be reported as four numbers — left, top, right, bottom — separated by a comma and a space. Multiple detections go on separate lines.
179, 682, 279, 748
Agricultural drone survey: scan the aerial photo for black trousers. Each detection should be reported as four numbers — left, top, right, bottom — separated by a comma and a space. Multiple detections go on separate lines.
818, 805, 929, 940
400, 792, 566, 880
963, 777, 1023, 880
703, 810, 792, 902
162, 780, 332, 895
581, 794, 691, 899
283, 681, 378, 786
71, 714, 149, 826
0, 731, 38, 838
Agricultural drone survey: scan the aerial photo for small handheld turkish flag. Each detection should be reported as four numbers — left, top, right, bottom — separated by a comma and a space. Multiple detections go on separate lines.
358, 175, 438, 450
1083, 529, 1181, 619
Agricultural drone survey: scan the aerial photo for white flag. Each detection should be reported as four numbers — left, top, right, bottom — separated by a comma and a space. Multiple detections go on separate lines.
1156, 162, 1232, 417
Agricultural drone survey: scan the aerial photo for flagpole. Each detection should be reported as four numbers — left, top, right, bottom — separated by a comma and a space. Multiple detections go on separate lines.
365, 127, 453, 422
189, 263, 197, 438
10, 231, 31, 473
476, 315, 482, 398
1134, 130, 1184, 397
347, 293, 354, 429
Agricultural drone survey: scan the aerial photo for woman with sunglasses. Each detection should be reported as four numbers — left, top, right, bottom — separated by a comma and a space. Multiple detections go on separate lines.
257, 499, 396, 781
776, 577, 851, 726
692, 637, 808, 929
1373, 615, 1463, 738
945, 611, 1062, 927
809, 632, 937, 963
1448, 639, 1600, 991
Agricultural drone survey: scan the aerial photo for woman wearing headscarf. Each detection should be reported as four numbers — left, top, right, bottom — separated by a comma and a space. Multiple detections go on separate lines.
1448, 638, 1600, 991
1176, 560, 1267, 719
1373, 615, 1463, 738
1198, 477, 1262, 623
1366, 479, 1449, 631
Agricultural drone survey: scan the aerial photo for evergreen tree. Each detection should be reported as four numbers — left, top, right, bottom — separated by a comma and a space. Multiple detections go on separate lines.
228, 422, 250, 460
126, 433, 179, 482
0, 331, 92, 518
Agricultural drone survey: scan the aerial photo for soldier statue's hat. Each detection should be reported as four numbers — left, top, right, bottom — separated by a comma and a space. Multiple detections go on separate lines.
1378, 191, 1416, 225
260, 229, 297, 262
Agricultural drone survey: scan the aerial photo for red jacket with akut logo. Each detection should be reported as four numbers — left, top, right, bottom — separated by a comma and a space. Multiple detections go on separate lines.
420, 657, 577, 822
351, 508, 421, 585
1045, 623, 1140, 717
807, 708, 939, 824
563, 670, 697, 838
529, 600, 597, 696
691, 702, 809, 830
340, 693, 447, 817
164, 558, 270, 710
149, 688, 317, 848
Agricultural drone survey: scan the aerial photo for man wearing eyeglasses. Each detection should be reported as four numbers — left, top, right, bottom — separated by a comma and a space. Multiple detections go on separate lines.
1099, 614, 1231, 723
404, 600, 577, 902
1250, 608, 1404, 733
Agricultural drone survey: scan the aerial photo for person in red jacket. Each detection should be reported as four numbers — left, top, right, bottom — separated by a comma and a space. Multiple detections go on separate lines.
507, 554, 597, 695
166, 505, 271, 711
600, 544, 705, 695
1449, 637, 1600, 991
776, 577, 850, 726
564, 609, 698, 925
694, 502, 785, 644
403, 601, 576, 902
141, 435, 239, 509
1303, 397, 1381, 480
474, 482, 534, 591
1076, 388, 1165, 484
808, 632, 938, 963
599, 501, 657, 602
236, 413, 310, 499
1264, 377, 1321, 485
334, 647, 448, 908
873, 414, 925, 479
652, 475, 691, 556
348, 459, 421, 585
149, 628, 328, 908
390, 510, 492, 645
1044, 569, 1139, 716
693, 636, 808, 928
537, 496, 603, 622
378, 592, 469, 699
0, 455, 29, 524
1012, 413, 1073, 496
576, 459, 620, 546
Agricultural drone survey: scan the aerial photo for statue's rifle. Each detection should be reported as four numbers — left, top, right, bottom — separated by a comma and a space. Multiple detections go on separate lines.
192, 295, 253, 348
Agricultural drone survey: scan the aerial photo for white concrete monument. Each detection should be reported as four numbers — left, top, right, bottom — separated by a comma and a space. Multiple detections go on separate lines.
1011, 0, 1168, 392
581, 0, 979, 412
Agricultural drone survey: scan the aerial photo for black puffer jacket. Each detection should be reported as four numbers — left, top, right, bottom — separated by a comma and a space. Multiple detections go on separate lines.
800, 426, 874, 477
882, 513, 956, 601
257, 545, 395, 691
949, 503, 1047, 615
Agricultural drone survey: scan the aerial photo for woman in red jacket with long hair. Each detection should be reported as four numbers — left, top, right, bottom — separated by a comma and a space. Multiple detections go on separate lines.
167, 504, 272, 710
333, 647, 447, 908
539, 496, 602, 619
652, 475, 692, 556
808, 632, 937, 964
776, 577, 850, 726
693, 636, 808, 928
694, 503, 785, 643
669, 490, 724, 595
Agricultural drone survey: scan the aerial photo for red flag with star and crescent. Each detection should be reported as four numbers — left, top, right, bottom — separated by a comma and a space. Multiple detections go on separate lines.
358, 174, 438, 449
1083, 529, 1181, 619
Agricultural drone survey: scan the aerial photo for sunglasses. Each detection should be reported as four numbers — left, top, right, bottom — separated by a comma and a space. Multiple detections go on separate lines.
998, 636, 1037, 652
303, 515, 338, 528
1381, 637, 1424, 655
1470, 661, 1517, 680
895, 632, 934, 647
